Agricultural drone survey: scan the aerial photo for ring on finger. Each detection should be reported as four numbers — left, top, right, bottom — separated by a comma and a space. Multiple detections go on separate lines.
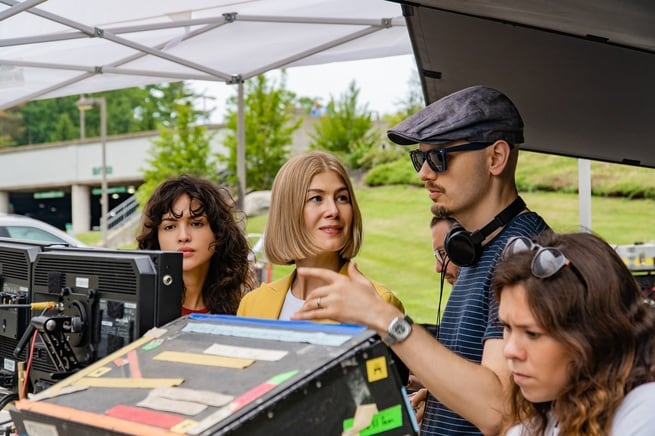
316, 297, 322, 309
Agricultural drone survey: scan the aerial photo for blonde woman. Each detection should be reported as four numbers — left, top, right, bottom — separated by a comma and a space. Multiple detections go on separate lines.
237, 151, 403, 320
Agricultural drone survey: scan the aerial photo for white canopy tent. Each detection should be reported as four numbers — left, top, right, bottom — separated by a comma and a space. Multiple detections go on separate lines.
0, 0, 411, 203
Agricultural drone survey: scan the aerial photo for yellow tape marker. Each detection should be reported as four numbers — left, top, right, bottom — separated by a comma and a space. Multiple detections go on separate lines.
171, 419, 198, 434
73, 377, 184, 388
153, 351, 254, 368
366, 356, 388, 382
87, 367, 112, 378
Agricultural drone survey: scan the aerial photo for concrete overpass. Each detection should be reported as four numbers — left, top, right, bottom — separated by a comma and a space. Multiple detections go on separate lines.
0, 126, 228, 234
0, 112, 337, 234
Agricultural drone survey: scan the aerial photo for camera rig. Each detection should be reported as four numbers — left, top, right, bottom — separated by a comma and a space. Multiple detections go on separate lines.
15, 287, 98, 394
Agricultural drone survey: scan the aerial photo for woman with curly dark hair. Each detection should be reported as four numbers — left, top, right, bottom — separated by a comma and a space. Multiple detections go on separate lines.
492, 231, 655, 435
137, 175, 255, 315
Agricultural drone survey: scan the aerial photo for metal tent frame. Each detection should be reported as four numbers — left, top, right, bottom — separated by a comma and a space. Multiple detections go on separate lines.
0, 0, 411, 205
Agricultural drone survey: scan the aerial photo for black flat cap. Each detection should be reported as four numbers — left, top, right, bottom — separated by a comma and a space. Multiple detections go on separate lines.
387, 85, 524, 146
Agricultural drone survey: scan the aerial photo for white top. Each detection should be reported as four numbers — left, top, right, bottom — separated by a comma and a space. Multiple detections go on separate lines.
611, 381, 655, 434
506, 382, 655, 435
277, 288, 305, 320
506, 413, 558, 436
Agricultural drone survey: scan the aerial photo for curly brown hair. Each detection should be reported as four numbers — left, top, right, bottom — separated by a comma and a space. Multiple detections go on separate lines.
136, 175, 256, 314
492, 231, 655, 435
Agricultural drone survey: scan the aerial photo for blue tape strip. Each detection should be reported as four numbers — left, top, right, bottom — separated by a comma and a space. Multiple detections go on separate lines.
188, 314, 367, 336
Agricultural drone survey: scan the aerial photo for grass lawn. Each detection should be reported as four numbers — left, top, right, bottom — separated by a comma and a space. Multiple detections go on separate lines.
83, 165, 655, 325
246, 186, 655, 324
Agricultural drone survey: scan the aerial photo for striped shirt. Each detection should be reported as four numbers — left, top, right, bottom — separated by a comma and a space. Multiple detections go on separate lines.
421, 212, 549, 435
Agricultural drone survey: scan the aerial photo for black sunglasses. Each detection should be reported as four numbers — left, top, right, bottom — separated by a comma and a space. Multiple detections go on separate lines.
409, 142, 494, 173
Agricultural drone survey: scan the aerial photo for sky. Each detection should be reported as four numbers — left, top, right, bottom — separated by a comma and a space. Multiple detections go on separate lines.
189, 54, 418, 124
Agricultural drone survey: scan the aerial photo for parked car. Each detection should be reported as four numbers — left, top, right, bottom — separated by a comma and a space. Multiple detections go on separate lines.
0, 213, 87, 247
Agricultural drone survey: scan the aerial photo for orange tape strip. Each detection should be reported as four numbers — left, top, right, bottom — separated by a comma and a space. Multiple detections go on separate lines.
14, 400, 179, 435
127, 350, 142, 378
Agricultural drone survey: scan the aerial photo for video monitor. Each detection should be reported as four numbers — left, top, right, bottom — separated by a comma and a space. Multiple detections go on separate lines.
0, 238, 51, 390
27, 247, 183, 392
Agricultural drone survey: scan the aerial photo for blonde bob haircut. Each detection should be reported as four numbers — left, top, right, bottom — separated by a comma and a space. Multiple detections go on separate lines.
264, 151, 363, 265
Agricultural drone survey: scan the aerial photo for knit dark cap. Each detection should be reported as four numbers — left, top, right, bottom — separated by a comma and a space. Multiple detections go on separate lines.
387, 85, 524, 146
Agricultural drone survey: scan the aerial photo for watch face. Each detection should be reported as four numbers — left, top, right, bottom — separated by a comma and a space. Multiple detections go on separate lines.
391, 319, 410, 337
384, 316, 413, 346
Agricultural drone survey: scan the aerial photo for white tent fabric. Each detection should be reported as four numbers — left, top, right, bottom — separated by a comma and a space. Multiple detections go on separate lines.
0, 0, 411, 202
397, 0, 655, 169
0, 0, 410, 108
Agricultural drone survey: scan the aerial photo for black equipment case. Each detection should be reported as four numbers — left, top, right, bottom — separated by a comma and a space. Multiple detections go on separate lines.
10, 315, 418, 435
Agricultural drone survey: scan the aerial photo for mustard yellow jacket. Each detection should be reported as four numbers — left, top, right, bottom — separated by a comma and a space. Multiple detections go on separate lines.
237, 261, 404, 319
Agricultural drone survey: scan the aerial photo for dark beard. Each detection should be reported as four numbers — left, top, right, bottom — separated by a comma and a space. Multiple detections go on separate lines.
431, 203, 452, 218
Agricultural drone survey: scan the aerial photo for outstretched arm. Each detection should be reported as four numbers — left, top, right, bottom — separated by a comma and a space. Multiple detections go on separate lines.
292, 262, 510, 435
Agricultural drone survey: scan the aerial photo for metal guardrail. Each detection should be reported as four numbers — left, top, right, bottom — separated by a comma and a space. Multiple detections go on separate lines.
105, 195, 140, 231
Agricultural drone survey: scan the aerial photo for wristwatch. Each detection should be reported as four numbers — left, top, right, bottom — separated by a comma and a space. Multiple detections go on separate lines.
382, 315, 413, 346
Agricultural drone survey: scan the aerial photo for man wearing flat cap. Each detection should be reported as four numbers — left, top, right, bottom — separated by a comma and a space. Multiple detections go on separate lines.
293, 85, 549, 435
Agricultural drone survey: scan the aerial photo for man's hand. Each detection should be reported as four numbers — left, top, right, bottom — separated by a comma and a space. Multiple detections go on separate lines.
408, 388, 427, 424
291, 262, 398, 331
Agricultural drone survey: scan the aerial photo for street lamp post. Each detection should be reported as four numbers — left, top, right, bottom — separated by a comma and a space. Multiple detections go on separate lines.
76, 95, 108, 247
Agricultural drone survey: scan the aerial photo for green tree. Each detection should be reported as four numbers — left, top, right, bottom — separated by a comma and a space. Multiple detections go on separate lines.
52, 112, 76, 142
135, 103, 218, 205
0, 110, 24, 148
76, 84, 199, 139
8, 82, 200, 145
309, 80, 378, 169
136, 82, 200, 130
357, 69, 422, 174
384, 70, 423, 126
221, 73, 302, 192
16, 96, 80, 144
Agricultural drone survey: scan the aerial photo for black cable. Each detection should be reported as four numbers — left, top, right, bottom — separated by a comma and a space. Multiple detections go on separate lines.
435, 257, 452, 341
0, 392, 17, 411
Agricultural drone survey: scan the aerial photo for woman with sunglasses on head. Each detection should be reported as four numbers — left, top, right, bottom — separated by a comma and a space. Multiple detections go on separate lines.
493, 231, 655, 436
137, 175, 256, 315
237, 151, 404, 320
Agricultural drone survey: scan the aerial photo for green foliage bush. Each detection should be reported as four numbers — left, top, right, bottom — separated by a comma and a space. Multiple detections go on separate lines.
357, 143, 406, 170
364, 158, 422, 186
361, 150, 655, 200
136, 103, 219, 206
221, 73, 301, 192
309, 81, 378, 170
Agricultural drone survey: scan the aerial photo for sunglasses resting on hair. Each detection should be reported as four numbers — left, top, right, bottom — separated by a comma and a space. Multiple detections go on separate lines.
501, 236, 574, 279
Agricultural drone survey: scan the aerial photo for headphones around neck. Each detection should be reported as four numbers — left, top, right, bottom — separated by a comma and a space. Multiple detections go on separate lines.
444, 196, 526, 267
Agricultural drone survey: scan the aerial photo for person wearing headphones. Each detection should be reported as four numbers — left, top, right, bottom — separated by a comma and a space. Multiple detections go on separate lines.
431, 214, 460, 286
292, 85, 549, 435
409, 213, 462, 425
